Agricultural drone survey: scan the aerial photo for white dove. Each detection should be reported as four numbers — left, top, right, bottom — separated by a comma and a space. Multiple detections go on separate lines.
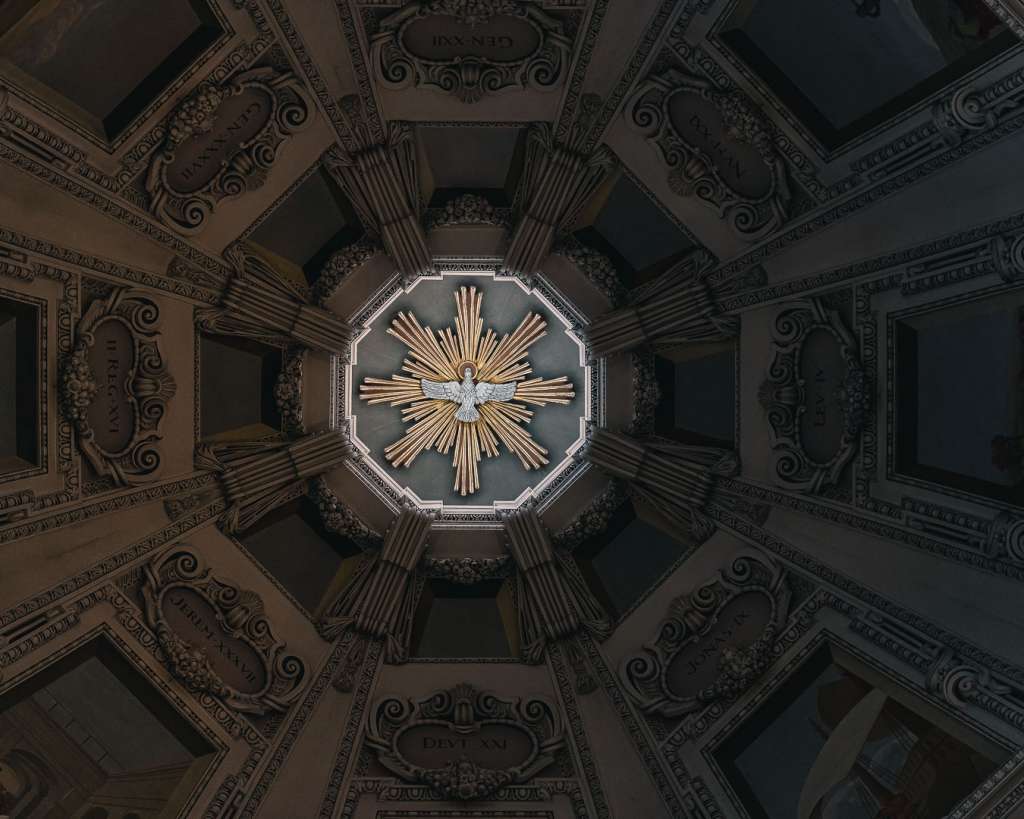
421, 367, 516, 422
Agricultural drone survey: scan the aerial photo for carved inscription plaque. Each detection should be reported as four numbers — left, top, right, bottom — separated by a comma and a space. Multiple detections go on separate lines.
142, 549, 305, 715
60, 289, 175, 486
371, 2, 570, 103
86, 319, 134, 453
798, 327, 847, 464
668, 92, 772, 200
367, 683, 564, 800
665, 592, 772, 699
165, 88, 274, 194
621, 556, 790, 717
160, 588, 268, 694
402, 15, 540, 62
759, 298, 869, 493
397, 723, 534, 770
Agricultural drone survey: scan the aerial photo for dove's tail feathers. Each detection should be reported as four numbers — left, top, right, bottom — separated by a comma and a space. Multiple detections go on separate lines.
456, 405, 480, 422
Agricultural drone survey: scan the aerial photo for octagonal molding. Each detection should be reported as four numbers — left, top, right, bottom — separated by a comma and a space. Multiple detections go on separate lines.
335, 258, 604, 529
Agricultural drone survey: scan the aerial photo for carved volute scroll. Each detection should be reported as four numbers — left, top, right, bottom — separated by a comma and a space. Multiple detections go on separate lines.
366, 683, 564, 800
758, 297, 870, 493
621, 555, 789, 718
60, 288, 176, 486
141, 547, 306, 714
370, 0, 571, 103
624, 67, 790, 240
146, 67, 313, 234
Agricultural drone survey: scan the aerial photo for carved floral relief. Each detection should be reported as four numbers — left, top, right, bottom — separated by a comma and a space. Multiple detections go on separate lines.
370, 0, 571, 103
621, 555, 790, 718
141, 548, 305, 715
624, 67, 791, 240
60, 288, 175, 486
758, 297, 870, 493
146, 67, 313, 233
366, 683, 564, 799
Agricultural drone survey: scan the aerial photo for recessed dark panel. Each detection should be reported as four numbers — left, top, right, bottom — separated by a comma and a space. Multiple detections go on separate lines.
199, 334, 282, 441
715, 644, 1006, 819
894, 299, 1024, 504
0, 637, 213, 819
0, 296, 39, 473
587, 174, 693, 287
0, 0, 223, 139
419, 126, 522, 190
575, 501, 684, 620
720, 0, 1014, 148
654, 348, 735, 448
238, 498, 361, 614
412, 580, 512, 658
249, 166, 360, 282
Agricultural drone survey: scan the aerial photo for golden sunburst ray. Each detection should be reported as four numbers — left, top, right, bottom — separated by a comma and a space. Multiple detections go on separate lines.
359, 285, 575, 496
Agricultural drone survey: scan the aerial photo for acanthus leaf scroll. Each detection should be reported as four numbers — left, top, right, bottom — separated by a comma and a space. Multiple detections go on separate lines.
146, 67, 313, 234
758, 297, 870, 493
366, 682, 564, 800
59, 288, 175, 486
624, 67, 791, 240
620, 555, 790, 718
370, 0, 571, 103
141, 547, 305, 715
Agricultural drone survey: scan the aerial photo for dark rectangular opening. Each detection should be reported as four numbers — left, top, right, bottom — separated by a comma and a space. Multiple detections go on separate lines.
0, 636, 215, 819
199, 334, 282, 441
894, 310, 1024, 506
411, 579, 513, 659
715, 642, 1007, 819
0, 296, 40, 474
719, 24, 1015, 151
0, 0, 223, 141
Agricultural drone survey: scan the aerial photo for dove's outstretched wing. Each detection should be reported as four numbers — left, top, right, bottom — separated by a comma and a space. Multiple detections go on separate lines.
474, 381, 516, 404
421, 379, 462, 402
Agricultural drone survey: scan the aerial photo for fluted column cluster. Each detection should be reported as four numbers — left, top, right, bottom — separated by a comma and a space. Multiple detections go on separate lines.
318, 508, 432, 676
325, 123, 432, 279
585, 429, 737, 537
198, 246, 354, 354
504, 124, 613, 278
505, 507, 610, 691
585, 262, 736, 358
198, 431, 352, 533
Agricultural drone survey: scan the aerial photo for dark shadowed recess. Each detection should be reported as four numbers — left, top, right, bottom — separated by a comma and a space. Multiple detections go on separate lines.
199, 334, 282, 442
236, 496, 362, 616
0, 0, 223, 140
575, 500, 687, 620
577, 172, 694, 289
895, 294, 1024, 506
0, 295, 39, 474
412, 579, 515, 658
249, 164, 363, 285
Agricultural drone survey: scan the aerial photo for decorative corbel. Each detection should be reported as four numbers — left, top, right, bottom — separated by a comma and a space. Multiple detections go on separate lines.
324, 99, 433, 279
504, 506, 611, 693
318, 507, 433, 689
197, 244, 355, 354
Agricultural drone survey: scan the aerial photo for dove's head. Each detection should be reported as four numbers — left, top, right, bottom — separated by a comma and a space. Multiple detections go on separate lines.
462, 367, 474, 384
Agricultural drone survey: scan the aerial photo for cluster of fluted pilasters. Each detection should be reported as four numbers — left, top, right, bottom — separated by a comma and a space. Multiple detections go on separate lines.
318, 508, 432, 667
585, 429, 737, 536
504, 125, 613, 278
505, 507, 610, 688
585, 263, 736, 357
198, 431, 352, 533
199, 246, 355, 354
325, 125, 432, 279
